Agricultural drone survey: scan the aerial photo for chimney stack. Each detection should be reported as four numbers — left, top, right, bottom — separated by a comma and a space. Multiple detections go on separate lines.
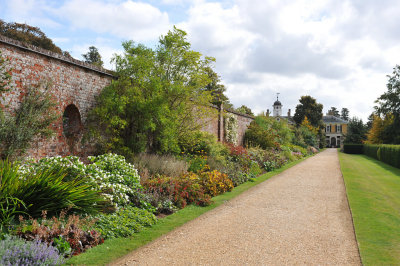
287, 109, 291, 117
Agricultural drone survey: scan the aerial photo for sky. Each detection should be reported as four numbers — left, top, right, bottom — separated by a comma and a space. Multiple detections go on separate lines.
1, 0, 399, 121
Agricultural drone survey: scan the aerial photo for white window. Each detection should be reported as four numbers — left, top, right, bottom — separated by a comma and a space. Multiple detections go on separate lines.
326, 125, 331, 132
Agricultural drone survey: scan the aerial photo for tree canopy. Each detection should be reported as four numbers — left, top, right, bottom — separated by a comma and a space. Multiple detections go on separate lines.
293, 95, 323, 128
203, 66, 229, 106
0, 20, 66, 55
370, 65, 400, 144
341, 108, 349, 121
236, 105, 254, 116
344, 117, 367, 144
82, 46, 104, 67
327, 107, 340, 117
87, 27, 216, 155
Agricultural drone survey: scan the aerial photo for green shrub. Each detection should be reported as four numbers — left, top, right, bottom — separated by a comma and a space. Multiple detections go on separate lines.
363, 144, 379, 159
199, 170, 234, 197
376, 145, 400, 169
22, 154, 143, 209
248, 160, 262, 177
244, 119, 277, 149
20, 156, 87, 182
188, 155, 208, 173
93, 206, 157, 239
0, 84, 58, 160
86, 153, 142, 208
142, 174, 211, 209
0, 159, 103, 218
343, 144, 364, 154
17, 213, 103, 256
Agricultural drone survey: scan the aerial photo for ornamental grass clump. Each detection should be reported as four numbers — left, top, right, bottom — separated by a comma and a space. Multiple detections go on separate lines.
0, 235, 65, 265
20, 154, 144, 210
0, 159, 103, 218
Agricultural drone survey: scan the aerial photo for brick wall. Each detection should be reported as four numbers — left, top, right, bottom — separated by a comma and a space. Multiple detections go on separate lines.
200, 105, 254, 145
0, 35, 114, 158
0, 35, 254, 159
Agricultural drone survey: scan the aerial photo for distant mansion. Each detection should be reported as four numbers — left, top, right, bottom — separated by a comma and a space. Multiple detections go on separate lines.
269, 96, 348, 148
322, 115, 348, 148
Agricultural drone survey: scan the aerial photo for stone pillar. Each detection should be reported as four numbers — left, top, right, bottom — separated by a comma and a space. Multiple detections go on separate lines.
218, 103, 224, 142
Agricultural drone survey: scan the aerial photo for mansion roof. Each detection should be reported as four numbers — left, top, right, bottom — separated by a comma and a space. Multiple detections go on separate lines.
322, 115, 348, 124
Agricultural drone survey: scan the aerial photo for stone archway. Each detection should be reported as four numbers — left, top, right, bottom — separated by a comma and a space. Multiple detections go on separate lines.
63, 104, 83, 153
330, 137, 337, 147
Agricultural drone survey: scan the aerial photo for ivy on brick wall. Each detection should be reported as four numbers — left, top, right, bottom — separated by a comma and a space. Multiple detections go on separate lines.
225, 113, 239, 145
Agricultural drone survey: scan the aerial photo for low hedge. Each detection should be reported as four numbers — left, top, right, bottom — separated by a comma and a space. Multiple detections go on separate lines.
363, 144, 400, 169
363, 144, 379, 160
343, 144, 364, 154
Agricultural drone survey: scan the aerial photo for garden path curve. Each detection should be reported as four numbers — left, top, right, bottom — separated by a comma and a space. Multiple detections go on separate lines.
112, 149, 361, 265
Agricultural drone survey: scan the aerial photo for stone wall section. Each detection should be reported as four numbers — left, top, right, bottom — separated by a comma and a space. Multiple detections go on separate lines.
0, 36, 114, 158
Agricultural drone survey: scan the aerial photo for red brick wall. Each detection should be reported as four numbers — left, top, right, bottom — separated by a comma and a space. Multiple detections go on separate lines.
200, 105, 254, 146
0, 36, 113, 158
0, 35, 255, 159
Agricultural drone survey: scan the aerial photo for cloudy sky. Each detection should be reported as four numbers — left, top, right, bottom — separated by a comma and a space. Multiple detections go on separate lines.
1, 0, 399, 120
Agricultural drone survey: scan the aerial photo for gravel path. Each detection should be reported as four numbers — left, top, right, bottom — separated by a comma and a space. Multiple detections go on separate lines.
112, 149, 361, 265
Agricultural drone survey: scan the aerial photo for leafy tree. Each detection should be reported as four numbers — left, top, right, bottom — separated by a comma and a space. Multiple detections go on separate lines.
327, 107, 340, 117
0, 20, 64, 55
203, 66, 229, 106
366, 112, 374, 130
292, 116, 319, 148
236, 105, 254, 116
341, 108, 349, 121
344, 117, 367, 144
373, 65, 400, 144
82, 46, 104, 67
87, 27, 215, 155
244, 114, 293, 149
293, 95, 323, 128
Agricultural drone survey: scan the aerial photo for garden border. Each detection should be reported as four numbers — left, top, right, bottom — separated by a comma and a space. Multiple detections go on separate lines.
67, 153, 317, 265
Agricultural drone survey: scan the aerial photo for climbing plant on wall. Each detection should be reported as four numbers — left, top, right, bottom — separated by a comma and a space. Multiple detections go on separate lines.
225, 113, 239, 145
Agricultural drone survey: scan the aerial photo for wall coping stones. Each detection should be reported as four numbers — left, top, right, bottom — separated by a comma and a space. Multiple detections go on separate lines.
0, 34, 116, 78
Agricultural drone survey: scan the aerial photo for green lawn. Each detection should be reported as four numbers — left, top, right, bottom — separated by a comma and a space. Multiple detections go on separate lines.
339, 152, 400, 265
67, 155, 312, 265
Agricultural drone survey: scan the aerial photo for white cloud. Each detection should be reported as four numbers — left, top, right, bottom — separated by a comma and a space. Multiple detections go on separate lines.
2, 0, 400, 121
175, 0, 400, 120
56, 0, 171, 41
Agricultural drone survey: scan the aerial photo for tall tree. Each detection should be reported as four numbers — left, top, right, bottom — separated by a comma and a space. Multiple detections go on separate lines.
0, 19, 64, 55
374, 65, 400, 144
203, 66, 229, 106
366, 112, 374, 130
87, 27, 215, 155
293, 95, 323, 128
341, 108, 349, 120
82, 46, 104, 67
344, 117, 367, 144
327, 107, 340, 117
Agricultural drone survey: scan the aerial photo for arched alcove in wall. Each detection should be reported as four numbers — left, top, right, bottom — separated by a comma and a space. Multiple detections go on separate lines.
63, 104, 82, 152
